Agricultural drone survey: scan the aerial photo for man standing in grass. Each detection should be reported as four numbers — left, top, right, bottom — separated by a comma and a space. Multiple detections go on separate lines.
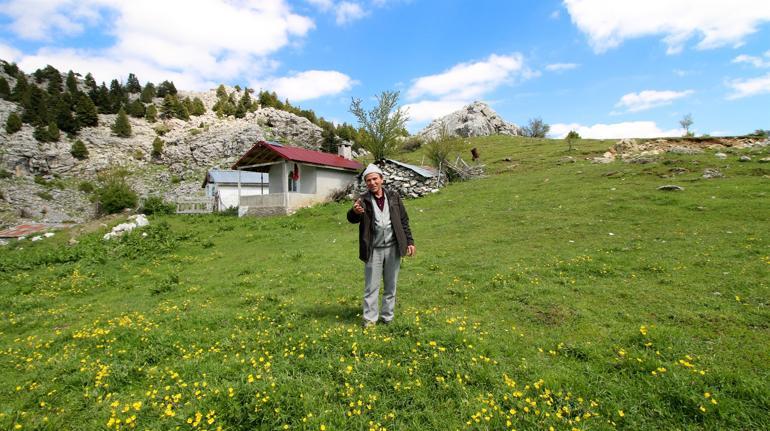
347, 164, 415, 328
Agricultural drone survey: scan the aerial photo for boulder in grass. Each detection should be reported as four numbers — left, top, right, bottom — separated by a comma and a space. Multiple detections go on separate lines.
657, 185, 684, 191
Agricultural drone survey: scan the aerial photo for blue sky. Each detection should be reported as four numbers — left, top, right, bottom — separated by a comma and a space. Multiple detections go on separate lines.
1, 0, 769, 138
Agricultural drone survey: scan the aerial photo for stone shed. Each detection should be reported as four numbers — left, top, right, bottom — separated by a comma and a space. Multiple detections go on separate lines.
356, 159, 445, 198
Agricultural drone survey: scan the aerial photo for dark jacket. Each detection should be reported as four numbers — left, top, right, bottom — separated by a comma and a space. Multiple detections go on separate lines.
347, 188, 414, 262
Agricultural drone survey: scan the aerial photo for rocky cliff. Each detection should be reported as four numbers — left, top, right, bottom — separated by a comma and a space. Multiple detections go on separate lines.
0, 70, 324, 227
417, 101, 521, 141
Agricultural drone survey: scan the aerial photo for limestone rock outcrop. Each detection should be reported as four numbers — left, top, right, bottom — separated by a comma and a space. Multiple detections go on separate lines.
418, 101, 520, 141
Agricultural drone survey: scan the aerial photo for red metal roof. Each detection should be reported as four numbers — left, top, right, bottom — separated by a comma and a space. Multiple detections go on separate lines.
232, 141, 363, 171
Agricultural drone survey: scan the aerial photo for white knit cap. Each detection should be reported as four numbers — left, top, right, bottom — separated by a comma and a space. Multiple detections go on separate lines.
362, 164, 383, 178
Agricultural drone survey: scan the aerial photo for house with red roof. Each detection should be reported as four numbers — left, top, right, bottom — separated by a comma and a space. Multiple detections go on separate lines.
231, 141, 362, 216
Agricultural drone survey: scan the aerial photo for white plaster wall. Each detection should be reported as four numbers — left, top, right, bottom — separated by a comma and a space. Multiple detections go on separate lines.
217, 186, 267, 210
316, 168, 357, 198
299, 165, 317, 194
268, 163, 285, 194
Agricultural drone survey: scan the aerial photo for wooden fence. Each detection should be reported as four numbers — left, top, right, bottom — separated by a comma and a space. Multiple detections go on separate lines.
175, 197, 215, 214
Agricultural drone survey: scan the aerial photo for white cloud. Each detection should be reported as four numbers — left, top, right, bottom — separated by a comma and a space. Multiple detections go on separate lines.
402, 100, 468, 123
550, 121, 682, 139
4, 0, 316, 90
732, 51, 770, 68
306, 0, 335, 12
614, 89, 694, 113
546, 63, 578, 72
0, 42, 22, 62
256, 70, 356, 102
407, 53, 534, 100
564, 0, 770, 54
726, 73, 770, 99
335, 2, 367, 25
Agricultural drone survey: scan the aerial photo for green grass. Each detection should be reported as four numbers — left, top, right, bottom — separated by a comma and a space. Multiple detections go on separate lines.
1, 136, 768, 430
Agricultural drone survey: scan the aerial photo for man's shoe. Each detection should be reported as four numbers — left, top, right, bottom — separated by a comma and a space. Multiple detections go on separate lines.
362, 320, 376, 329
379, 319, 392, 326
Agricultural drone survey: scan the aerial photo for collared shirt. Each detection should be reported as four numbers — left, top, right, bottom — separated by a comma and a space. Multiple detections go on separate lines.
374, 193, 386, 211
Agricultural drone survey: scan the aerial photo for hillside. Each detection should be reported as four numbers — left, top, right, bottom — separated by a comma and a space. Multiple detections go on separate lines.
0, 135, 768, 430
0, 62, 328, 227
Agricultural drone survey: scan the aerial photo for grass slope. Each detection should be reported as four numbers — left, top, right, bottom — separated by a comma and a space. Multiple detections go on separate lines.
1, 136, 768, 430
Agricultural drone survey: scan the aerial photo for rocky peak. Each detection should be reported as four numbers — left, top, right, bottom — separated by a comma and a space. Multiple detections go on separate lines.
418, 101, 520, 141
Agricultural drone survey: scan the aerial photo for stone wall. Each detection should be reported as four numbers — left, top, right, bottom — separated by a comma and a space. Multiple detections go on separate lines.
355, 160, 445, 198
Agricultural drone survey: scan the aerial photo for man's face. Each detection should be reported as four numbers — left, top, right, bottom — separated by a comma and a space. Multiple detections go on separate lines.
364, 173, 383, 193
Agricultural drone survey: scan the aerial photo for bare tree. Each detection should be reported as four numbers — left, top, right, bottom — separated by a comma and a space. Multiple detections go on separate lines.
680, 114, 693, 136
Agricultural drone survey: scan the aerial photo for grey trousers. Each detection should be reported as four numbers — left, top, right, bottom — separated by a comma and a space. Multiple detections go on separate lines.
363, 245, 401, 323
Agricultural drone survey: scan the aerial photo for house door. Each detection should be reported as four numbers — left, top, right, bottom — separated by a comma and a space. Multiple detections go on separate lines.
288, 163, 299, 192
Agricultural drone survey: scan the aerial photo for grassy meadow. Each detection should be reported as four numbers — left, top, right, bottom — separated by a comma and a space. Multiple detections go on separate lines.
1, 136, 768, 430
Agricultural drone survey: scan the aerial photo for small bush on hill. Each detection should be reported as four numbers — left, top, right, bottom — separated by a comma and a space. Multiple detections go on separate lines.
78, 181, 95, 193
96, 177, 138, 214
70, 139, 89, 160
401, 135, 425, 152
152, 137, 164, 158
5, 112, 22, 134
141, 196, 175, 215
36, 191, 53, 200
0, 169, 11, 179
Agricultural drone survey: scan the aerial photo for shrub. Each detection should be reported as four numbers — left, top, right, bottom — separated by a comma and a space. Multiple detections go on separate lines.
154, 123, 170, 136
152, 137, 164, 158
133, 150, 145, 160
71, 140, 89, 160
0, 169, 12, 179
78, 181, 95, 193
140, 196, 175, 215
170, 175, 181, 184
96, 178, 138, 214
565, 130, 580, 152
5, 112, 22, 134
36, 191, 53, 200
401, 135, 425, 152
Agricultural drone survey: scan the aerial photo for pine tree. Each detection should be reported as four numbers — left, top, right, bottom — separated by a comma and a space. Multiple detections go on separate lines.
3, 61, 19, 76
140, 82, 156, 103
23, 86, 48, 125
84, 73, 97, 93
65, 71, 79, 94
125, 73, 141, 93
108, 79, 125, 114
55, 95, 79, 134
5, 112, 22, 134
33, 123, 50, 142
191, 97, 206, 116
174, 97, 190, 120
70, 139, 89, 159
157, 80, 177, 98
111, 108, 132, 137
127, 98, 146, 118
236, 90, 252, 118
145, 104, 157, 123
160, 95, 175, 119
10, 74, 29, 103
47, 121, 60, 141
216, 84, 227, 99
0, 77, 10, 100
94, 83, 111, 113
75, 93, 99, 127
